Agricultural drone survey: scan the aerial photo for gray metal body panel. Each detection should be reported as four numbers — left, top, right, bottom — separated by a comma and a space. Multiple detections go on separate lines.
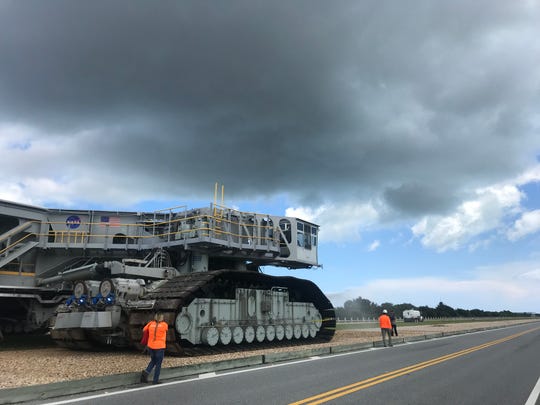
0, 199, 320, 336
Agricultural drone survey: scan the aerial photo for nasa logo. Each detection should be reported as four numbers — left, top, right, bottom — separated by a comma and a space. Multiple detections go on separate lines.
66, 215, 81, 229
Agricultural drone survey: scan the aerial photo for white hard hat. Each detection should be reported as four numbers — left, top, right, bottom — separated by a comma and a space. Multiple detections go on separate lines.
383, 309, 387, 314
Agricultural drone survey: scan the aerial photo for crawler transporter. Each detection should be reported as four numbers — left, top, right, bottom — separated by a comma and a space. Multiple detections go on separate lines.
0, 198, 335, 353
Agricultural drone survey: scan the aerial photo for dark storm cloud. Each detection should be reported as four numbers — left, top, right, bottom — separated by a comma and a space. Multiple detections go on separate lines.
383, 182, 460, 216
0, 0, 539, 215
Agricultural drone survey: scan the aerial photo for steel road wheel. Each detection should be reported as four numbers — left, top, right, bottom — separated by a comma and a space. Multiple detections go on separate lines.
255, 325, 266, 342
232, 326, 244, 344
220, 326, 232, 345
244, 326, 255, 343
275, 324, 285, 341
266, 325, 276, 342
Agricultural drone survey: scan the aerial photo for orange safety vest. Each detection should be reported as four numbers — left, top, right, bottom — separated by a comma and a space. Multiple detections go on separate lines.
143, 320, 168, 350
379, 314, 391, 329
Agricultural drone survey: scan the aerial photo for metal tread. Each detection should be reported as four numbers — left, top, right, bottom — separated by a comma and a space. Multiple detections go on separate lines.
128, 270, 336, 355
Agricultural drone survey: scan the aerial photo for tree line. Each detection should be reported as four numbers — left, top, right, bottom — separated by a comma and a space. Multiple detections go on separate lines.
335, 297, 534, 319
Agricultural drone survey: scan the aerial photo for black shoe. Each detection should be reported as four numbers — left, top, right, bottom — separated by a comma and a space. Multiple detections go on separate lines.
140, 370, 149, 383
152, 381, 162, 385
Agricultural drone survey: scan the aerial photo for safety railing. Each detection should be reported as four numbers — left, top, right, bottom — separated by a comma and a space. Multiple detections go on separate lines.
51, 231, 89, 244
0, 203, 284, 267
152, 212, 279, 249
0, 232, 36, 257
0, 220, 34, 245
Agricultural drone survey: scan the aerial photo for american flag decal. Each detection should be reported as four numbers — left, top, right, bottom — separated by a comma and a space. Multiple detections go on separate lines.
100, 216, 121, 226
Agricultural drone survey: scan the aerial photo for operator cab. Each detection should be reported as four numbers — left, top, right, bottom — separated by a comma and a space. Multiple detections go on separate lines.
274, 217, 319, 268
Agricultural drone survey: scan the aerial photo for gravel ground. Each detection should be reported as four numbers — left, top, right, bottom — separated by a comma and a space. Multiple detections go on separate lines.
0, 319, 536, 390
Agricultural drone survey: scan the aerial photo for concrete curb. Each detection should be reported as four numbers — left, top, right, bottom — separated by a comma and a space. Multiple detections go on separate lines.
330, 341, 374, 353
0, 325, 517, 404
263, 347, 331, 363
424, 332, 444, 339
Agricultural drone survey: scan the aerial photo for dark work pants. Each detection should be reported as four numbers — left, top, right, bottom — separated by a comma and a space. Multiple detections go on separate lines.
381, 328, 392, 347
145, 348, 165, 383
391, 324, 398, 336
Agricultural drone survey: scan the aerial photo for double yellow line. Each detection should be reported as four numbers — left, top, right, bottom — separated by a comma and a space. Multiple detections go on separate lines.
290, 326, 540, 405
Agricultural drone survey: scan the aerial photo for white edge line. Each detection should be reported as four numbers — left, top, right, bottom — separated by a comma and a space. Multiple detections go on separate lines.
525, 375, 540, 405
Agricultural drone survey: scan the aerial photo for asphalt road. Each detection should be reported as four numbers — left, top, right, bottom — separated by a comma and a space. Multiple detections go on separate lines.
43, 323, 540, 405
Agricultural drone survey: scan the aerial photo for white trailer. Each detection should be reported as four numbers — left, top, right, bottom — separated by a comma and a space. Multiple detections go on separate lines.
403, 309, 423, 322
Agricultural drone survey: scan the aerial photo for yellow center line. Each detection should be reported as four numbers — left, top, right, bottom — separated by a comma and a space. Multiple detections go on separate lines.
290, 326, 540, 405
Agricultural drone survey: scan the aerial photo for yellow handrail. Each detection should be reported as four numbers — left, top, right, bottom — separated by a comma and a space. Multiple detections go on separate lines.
0, 233, 35, 256
1, 209, 279, 255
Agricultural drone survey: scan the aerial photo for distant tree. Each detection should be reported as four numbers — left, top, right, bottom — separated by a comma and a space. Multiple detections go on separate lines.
455, 308, 470, 317
470, 308, 483, 317
334, 296, 527, 320
334, 306, 347, 319
436, 302, 456, 317
379, 302, 394, 314
418, 305, 436, 318
338, 296, 380, 319
342, 300, 360, 319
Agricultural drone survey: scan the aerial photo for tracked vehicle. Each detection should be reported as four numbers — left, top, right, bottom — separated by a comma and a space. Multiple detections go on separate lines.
0, 198, 335, 353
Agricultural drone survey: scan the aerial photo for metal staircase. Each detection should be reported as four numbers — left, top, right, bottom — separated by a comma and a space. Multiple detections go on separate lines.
0, 241, 39, 268
0, 221, 38, 269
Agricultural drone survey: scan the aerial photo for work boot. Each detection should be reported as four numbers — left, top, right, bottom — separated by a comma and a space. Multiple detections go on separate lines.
140, 370, 149, 383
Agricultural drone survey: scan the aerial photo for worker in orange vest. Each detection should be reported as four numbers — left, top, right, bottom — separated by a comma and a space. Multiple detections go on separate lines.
140, 312, 169, 384
379, 309, 393, 347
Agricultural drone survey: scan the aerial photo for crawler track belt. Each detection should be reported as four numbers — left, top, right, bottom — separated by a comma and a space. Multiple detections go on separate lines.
128, 270, 336, 356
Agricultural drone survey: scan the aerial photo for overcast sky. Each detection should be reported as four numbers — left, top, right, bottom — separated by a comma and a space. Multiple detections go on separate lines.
1, 1, 539, 312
